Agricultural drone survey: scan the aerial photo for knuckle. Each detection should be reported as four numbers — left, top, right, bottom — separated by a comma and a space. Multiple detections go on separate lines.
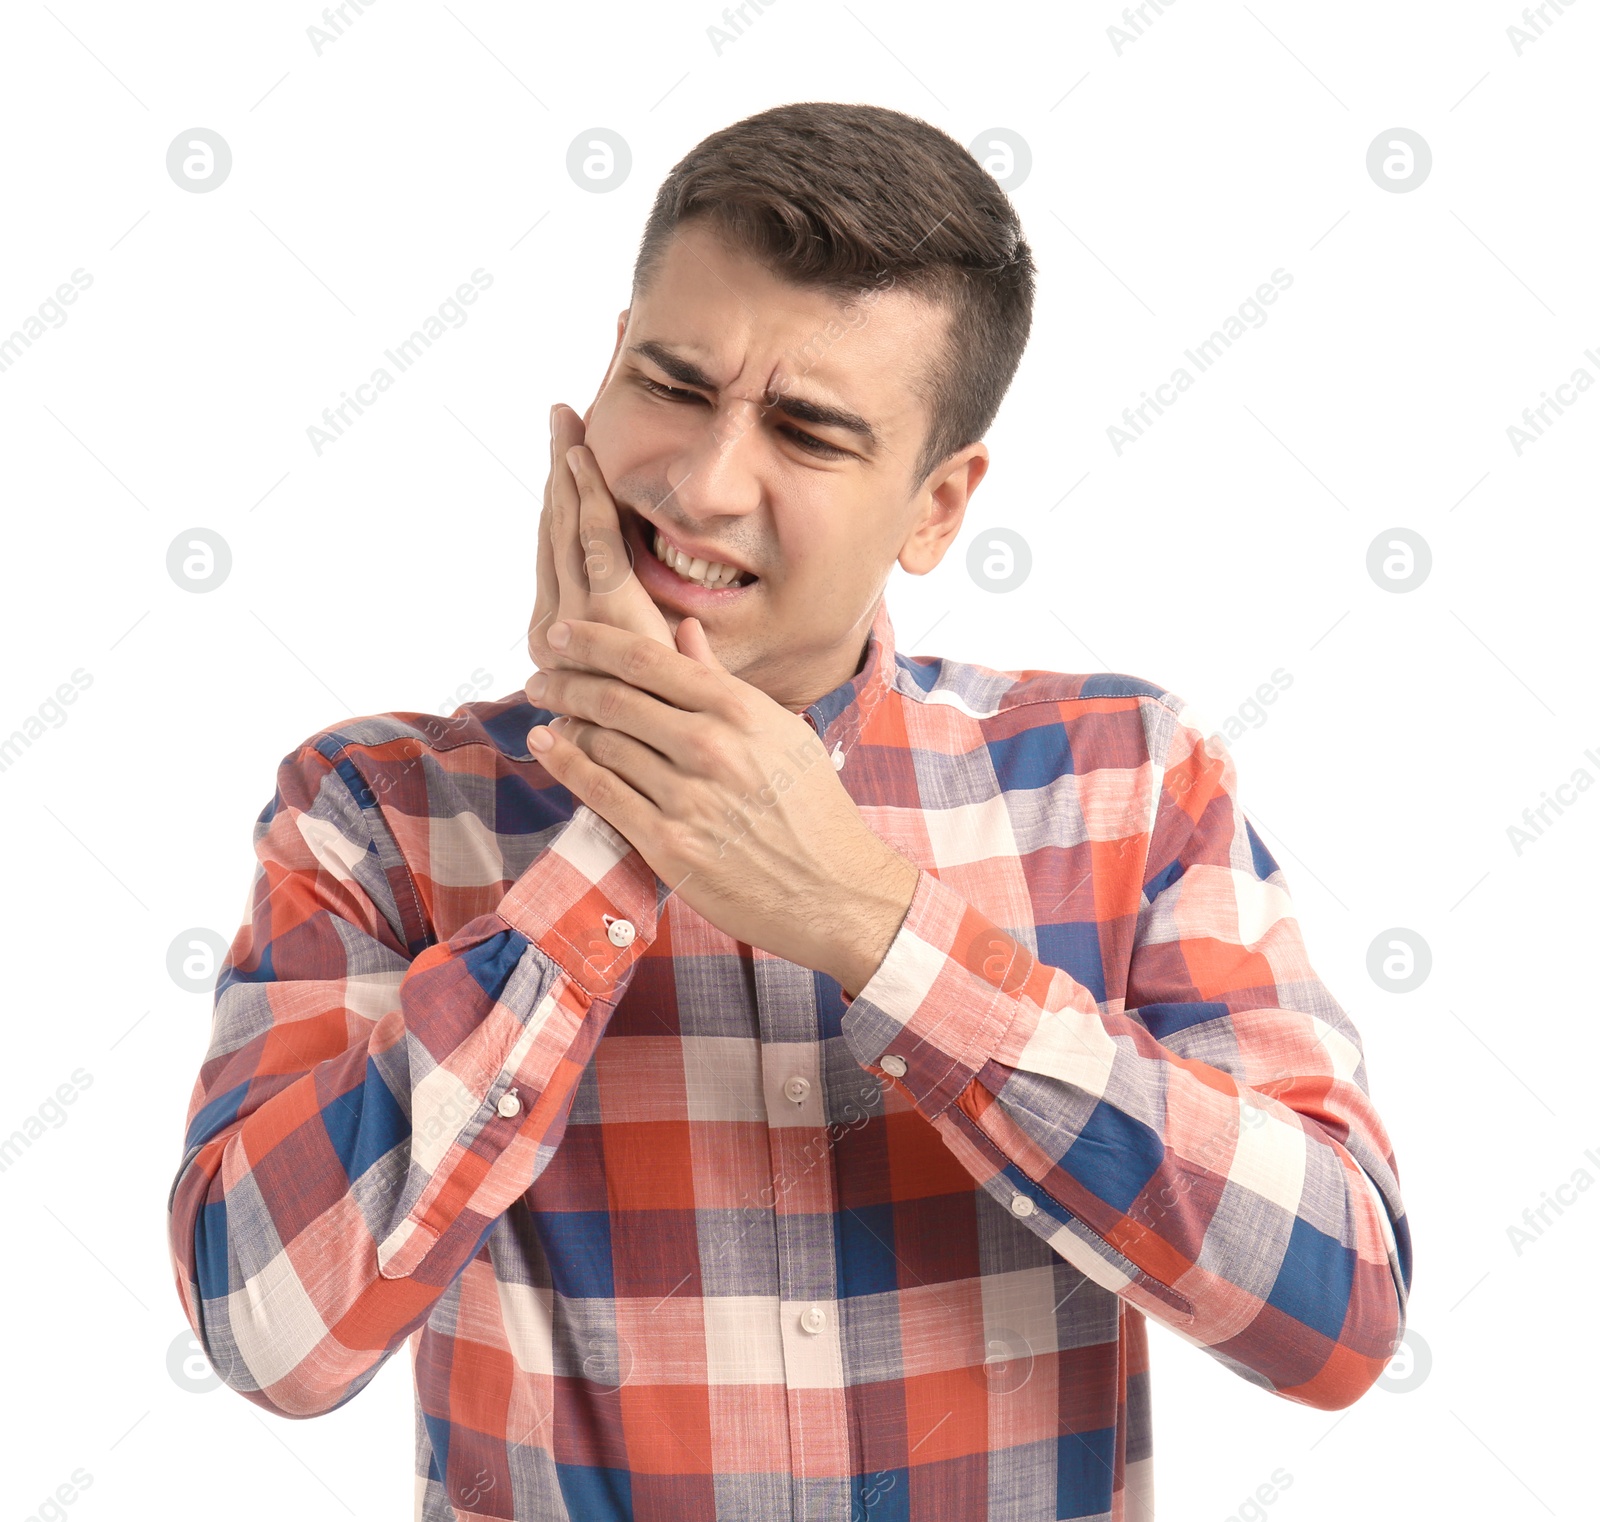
661, 819, 700, 862
686, 730, 726, 772
594, 684, 628, 728
585, 765, 617, 808
724, 692, 760, 733
619, 639, 657, 684
584, 536, 617, 583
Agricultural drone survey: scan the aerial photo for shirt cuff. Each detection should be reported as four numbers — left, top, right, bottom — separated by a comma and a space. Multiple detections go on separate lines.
375, 807, 664, 1282
839, 869, 1032, 1119
494, 804, 665, 999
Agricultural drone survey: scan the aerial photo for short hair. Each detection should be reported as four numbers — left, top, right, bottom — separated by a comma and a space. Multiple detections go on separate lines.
631, 102, 1035, 488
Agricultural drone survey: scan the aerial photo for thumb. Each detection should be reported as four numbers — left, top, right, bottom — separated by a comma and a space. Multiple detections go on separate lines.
675, 616, 724, 670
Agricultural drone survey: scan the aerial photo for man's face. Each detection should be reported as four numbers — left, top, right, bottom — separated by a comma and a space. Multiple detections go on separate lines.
580, 219, 987, 711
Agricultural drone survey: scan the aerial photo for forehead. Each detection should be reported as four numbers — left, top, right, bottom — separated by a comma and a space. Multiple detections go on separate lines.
630, 221, 945, 446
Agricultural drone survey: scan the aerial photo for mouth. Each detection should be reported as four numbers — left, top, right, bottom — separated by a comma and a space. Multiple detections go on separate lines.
620, 506, 762, 606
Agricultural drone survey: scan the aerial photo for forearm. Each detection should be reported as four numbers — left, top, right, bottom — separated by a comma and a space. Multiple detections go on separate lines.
171, 933, 579, 1415
167, 741, 659, 1418
840, 863, 1410, 1412
824, 847, 922, 999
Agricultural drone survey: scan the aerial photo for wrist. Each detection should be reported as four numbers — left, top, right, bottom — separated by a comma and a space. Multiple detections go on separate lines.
831, 851, 920, 999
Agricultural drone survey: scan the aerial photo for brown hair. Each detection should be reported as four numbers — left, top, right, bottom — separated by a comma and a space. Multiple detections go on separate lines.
631, 102, 1035, 488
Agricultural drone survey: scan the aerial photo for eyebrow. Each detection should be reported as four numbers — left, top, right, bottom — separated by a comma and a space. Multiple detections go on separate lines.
627, 340, 880, 454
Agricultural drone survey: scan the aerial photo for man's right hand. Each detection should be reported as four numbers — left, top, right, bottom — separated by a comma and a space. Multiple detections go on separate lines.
525, 404, 675, 682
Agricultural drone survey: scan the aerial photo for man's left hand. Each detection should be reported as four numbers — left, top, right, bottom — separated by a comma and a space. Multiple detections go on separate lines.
524, 616, 919, 995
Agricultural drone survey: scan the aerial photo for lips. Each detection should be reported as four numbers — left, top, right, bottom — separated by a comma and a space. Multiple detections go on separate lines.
624, 506, 758, 585
620, 507, 761, 607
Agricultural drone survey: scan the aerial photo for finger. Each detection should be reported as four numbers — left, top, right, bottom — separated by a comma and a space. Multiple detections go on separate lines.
552, 619, 734, 722
567, 444, 634, 600
528, 413, 563, 661
531, 504, 561, 661
527, 720, 654, 845
523, 665, 572, 718
552, 416, 679, 652
537, 668, 691, 760
674, 616, 726, 672
549, 411, 586, 606
551, 716, 678, 811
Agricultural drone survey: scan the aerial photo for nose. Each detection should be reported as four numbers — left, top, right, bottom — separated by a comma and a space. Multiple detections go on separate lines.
660, 394, 766, 526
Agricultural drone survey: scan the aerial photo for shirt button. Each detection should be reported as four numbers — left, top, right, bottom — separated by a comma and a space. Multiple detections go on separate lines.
497, 1090, 522, 1118
881, 1054, 907, 1078
1010, 1192, 1035, 1217
606, 917, 636, 948
783, 1076, 811, 1104
831, 744, 845, 771
800, 1304, 827, 1335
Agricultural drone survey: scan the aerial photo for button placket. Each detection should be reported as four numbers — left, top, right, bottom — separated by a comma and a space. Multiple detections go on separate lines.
753, 964, 852, 1514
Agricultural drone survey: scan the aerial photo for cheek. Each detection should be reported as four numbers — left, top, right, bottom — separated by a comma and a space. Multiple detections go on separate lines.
579, 395, 635, 477
589, 396, 713, 492
777, 516, 873, 589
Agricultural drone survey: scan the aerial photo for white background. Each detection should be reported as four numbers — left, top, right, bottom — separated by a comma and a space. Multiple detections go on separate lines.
0, 2, 1594, 1519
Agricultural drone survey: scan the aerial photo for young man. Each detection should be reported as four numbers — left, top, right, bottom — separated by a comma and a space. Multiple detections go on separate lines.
168, 103, 1411, 1521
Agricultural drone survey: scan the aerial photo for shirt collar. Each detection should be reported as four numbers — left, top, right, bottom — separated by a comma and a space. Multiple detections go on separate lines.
801, 598, 898, 747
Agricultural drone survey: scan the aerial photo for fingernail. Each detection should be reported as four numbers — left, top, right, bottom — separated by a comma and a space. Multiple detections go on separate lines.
526, 672, 548, 699
549, 405, 556, 436
530, 726, 554, 751
548, 621, 571, 648
565, 445, 581, 472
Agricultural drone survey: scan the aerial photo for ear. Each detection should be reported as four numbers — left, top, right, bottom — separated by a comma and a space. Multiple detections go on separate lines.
584, 309, 631, 428
898, 442, 989, 576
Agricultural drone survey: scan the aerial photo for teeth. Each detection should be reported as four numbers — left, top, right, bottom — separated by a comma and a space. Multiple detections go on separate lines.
652, 531, 747, 589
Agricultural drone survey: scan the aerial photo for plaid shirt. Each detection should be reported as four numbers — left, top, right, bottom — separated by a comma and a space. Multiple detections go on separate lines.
167, 598, 1411, 1522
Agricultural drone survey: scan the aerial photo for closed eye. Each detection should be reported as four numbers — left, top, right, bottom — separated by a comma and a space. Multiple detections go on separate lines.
638, 377, 705, 406
779, 426, 852, 460
637, 375, 852, 460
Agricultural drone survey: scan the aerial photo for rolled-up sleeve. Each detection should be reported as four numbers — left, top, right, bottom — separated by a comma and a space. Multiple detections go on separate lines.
839, 700, 1411, 1411
166, 734, 661, 1417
